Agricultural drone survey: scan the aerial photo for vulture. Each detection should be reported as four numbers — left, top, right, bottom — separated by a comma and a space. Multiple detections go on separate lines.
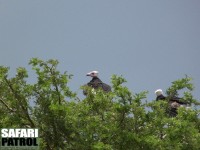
83, 71, 111, 95
155, 89, 188, 117
155, 89, 166, 101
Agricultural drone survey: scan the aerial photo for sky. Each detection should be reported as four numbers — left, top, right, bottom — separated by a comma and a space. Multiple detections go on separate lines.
0, 0, 200, 101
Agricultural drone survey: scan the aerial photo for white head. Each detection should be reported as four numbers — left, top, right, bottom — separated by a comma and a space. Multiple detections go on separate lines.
86, 71, 99, 77
155, 89, 163, 96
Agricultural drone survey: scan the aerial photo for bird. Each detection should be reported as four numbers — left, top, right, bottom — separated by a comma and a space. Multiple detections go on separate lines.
155, 89, 186, 104
83, 71, 111, 95
155, 89, 181, 117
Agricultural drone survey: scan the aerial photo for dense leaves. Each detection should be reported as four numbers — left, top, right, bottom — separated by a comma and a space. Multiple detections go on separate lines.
0, 58, 199, 150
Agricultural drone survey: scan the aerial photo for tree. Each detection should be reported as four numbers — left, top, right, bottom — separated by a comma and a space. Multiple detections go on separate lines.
0, 58, 199, 150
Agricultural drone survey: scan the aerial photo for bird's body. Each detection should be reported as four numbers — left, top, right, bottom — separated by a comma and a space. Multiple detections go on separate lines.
87, 76, 103, 89
156, 94, 166, 101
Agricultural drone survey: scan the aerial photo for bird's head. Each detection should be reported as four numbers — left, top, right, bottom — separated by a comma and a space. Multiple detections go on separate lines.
155, 89, 163, 96
86, 71, 99, 77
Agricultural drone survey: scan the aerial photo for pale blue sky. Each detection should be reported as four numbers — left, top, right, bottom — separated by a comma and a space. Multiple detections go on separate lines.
0, 0, 200, 100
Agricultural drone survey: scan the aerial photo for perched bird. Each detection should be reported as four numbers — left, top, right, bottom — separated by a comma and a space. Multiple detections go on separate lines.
155, 89, 186, 104
155, 89, 181, 117
83, 71, 111, 95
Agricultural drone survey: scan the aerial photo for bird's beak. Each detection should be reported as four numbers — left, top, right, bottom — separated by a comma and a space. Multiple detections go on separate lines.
86, 73, 90, 76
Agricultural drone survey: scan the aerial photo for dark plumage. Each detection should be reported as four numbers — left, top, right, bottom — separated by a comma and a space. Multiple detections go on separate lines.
156, 94, 166, 101
87, 77, 103, 89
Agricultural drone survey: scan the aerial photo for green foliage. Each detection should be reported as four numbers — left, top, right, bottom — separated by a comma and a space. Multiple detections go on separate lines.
0, 58, 199, 150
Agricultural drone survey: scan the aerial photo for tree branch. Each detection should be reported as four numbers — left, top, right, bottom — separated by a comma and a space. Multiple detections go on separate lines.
4, 77, 36, 128
0, 98, 15, 112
